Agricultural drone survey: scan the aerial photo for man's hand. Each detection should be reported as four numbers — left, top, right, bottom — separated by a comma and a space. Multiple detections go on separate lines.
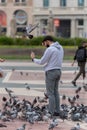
30, 52, 35, 59
71, 60, 75, 66
0, 58, 5, 62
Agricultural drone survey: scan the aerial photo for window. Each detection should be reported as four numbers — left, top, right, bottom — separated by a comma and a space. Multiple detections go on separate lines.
78, 0, 84, 6
1, 0, 6, 3
43, 0, 49, 7
0, 0, 6, 5
21, 0, 26, 2
15, 0, 20, 2
14, 0, 26, 5
43, 19, 48, 25
60, 0, 66, 7
78, 19, 83, 26
21, 0, 26, 4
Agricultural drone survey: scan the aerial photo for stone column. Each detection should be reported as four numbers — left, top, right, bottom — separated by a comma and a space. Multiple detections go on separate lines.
71, 18, 76, 38
83, 17, 87, 38
7, 13, 13, 36
10, 16, 17, 38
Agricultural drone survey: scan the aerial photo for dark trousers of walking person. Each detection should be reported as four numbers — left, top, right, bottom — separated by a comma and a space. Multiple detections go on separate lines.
73, 62, 86, 82
45, 69, 61, 115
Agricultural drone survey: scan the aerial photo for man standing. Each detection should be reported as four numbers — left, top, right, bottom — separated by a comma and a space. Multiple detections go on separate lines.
30, 35, 64, 116
72, 41, 87, 86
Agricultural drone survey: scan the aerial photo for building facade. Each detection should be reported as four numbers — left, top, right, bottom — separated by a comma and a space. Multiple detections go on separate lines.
0, 0, 33, 36
33, 0, 87, 38
0, 0, 87, 38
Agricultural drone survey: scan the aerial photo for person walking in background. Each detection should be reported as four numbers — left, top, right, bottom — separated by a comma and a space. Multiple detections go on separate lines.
42, 27, 46, 36
30, 35, 64, 116
71, 41, 87, 86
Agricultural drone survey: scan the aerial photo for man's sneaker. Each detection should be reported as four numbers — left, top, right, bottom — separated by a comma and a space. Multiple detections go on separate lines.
72, 81, 77, 86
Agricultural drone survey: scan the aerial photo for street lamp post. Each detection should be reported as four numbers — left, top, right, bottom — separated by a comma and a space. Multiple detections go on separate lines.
48, 10, 54, 35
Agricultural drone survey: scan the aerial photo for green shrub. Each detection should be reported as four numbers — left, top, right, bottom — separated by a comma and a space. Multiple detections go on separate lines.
27, 37, 43, 46
0, 36, 87, 46
74, 37, 87, 46
0, 36, 14, 45
54, 38, 75, 46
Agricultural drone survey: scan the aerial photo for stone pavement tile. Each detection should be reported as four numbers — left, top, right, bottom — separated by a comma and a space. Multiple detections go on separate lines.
8, 71, 85, 81
5, 70, 87, 86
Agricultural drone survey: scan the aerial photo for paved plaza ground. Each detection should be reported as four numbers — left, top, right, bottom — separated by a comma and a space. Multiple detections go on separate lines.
0, 61, 87, 130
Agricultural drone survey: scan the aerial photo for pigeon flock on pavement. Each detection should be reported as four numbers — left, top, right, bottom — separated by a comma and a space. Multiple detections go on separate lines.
0, 85, 87, 130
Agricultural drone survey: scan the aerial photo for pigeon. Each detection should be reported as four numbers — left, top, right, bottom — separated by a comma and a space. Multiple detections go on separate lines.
83, 114, 87, 123
0, 123, 7, 127
68, 97, 76, 106
25, 83, 30, 90
71, 112, 81, 121
20, 71, 23, 75
83, 84, 87, 91
1, 115, 11, 122
31, 97, 37, 107
22, 23, 39, 39
44, 92, 48, 99
75, 87, 81, 94
60, 80, 63, 84
43, 115, 50, 122
37, 96, 47, 103
12, 68, 15, 72
59, 110, 68, 121
32, 114, 41, 122
27, 34, 33, 39
75, 122, 80, 129
48, 118, 58, 130
26, 72, 28, 76
5, 88, 13, 94
10, 108, 18, 120
71, 123, 80, 130
2, 97, 12, 109
2, 96, 7, 102
76, 94, 79, 99
16, 124, 26, 130
62, 94, 66, 100
26, 23, 39, 34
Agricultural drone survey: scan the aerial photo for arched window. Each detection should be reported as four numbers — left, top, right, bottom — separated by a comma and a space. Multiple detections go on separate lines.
14, 10, 27, 33
0, 10, 7, 26
0, 10, 7, 33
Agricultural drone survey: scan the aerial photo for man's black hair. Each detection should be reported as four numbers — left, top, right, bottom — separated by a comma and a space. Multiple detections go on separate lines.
42, 35, 54, 43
